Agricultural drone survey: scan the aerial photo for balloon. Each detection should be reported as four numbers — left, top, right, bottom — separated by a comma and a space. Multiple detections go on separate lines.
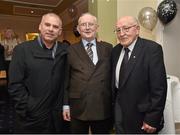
157, 0, 177, 24
138, 7, 158, 31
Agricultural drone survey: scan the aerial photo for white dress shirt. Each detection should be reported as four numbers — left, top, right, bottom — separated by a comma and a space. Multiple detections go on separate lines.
82, 39, 98, 65
115, 39, 137, 88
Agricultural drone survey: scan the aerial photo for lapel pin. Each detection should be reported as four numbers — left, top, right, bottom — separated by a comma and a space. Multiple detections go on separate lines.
133, 56, 136, 59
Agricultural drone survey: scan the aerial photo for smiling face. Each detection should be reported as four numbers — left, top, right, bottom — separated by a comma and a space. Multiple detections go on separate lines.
115, 16, 140, 47
39, 13, 62, 46
77, 13, 99, 42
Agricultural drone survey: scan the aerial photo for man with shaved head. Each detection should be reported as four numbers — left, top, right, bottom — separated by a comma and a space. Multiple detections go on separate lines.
111, 16, 167, 133
8, 13, 68, 133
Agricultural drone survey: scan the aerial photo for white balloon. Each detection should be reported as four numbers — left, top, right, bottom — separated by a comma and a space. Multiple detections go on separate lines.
138, 7, 158, 31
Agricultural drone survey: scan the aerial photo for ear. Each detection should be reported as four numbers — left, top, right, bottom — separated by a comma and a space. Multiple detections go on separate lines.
77, 25, 80, 33
136, 25, 140, 34
38, 24, 41, 31
136, 25, 140, 30
96, 24, 99, 32
58, 30, 62, 36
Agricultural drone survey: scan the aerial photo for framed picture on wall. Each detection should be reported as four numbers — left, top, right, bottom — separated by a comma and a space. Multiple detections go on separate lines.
26, 33, 39, 41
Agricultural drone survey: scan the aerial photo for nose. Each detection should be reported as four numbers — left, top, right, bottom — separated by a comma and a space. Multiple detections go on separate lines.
85, 23, 90, 29
48, 25, 54, 31
119, 30, 125, 36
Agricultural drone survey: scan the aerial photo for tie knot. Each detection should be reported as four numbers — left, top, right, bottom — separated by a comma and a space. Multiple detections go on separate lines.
87, 43, 93, 48
124, 47, 130, 53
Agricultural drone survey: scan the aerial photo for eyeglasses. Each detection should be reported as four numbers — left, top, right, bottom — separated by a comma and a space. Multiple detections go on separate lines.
79, 22, 96, 28
114, 25, 137, 34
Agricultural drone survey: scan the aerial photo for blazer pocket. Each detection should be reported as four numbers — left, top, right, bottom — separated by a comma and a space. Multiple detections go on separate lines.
137, 103, 150, 112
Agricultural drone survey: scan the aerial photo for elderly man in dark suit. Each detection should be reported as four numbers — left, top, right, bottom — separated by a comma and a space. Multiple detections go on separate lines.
112, 16, 167, 134
63, 13, 113, 134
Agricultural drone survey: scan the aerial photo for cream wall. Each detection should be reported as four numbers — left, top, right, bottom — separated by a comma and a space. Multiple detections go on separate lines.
117, 0, 157, 41
89, 0, 158, 44
96, 0, 117, 44
89, 0, 117, 45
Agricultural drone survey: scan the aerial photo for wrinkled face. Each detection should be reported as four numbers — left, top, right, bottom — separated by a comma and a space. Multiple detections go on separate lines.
39, 14, 62, 43
77, 14, 98, 41
115, 17, 139, 47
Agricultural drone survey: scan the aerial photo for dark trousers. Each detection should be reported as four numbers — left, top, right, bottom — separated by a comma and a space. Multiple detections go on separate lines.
70, 117, 113, 134
115, 99, 125, 134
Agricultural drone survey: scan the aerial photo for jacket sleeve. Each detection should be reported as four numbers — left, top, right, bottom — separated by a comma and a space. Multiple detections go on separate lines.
144, 44, 167, 129
63, 48, 71, 106
8, 45, 29, 118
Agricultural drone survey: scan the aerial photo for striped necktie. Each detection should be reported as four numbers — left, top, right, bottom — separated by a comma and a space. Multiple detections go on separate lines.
86, 43, 93, 61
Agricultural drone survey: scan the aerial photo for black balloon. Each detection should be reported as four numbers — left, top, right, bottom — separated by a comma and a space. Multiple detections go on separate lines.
157, 0, 177, 24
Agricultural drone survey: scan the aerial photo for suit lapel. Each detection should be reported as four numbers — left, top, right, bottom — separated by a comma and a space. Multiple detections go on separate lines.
73, 41, 95, 66
95, 41, 104, 67
113, 44, 123, 68
119, 37, 143, 88
112, 44, 122, 89
86, 41, 104, 79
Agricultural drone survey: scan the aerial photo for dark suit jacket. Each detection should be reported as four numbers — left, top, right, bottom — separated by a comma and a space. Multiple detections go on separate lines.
64, 40, 112, 121
112, 37, 167, 133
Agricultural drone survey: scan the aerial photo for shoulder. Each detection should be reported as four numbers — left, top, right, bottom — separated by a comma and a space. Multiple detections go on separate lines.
57, 41, 69, 49
140, 37, 161, 48
68, 42, 81, 50
138, 38, 163, 55
98, 41, 113, 48
15, 40, 36, 48
13, 40, 39, 54
112, 43, 122, 53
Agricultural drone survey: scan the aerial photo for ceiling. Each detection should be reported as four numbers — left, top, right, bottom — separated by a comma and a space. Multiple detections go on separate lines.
0, 0, 82, 17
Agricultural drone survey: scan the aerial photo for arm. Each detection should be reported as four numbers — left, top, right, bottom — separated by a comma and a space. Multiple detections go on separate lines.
8, 45, 29, 118
63, 49, 71, 121
143, 44, 167, 132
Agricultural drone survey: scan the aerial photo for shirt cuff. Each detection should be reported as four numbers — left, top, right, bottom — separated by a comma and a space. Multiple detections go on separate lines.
63, 105, 70, 111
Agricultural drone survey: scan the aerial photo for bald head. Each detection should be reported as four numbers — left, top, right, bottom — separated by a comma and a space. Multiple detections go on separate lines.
78, 13, 98, 25
41, 13, 62, 26
116, 16, 139, 27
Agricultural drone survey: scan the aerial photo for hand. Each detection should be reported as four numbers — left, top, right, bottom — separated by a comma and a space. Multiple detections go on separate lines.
63, 109, 71, 121
141, 122, 157, 133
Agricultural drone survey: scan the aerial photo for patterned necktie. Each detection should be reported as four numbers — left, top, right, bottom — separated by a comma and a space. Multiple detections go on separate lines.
86, 43, 93, 61
119, 48, 130, 87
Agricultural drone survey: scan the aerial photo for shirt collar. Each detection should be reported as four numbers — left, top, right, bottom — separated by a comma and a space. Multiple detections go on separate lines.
82, 39, 96, 47
125, 38, 137, 52
38, 36, 57, 50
